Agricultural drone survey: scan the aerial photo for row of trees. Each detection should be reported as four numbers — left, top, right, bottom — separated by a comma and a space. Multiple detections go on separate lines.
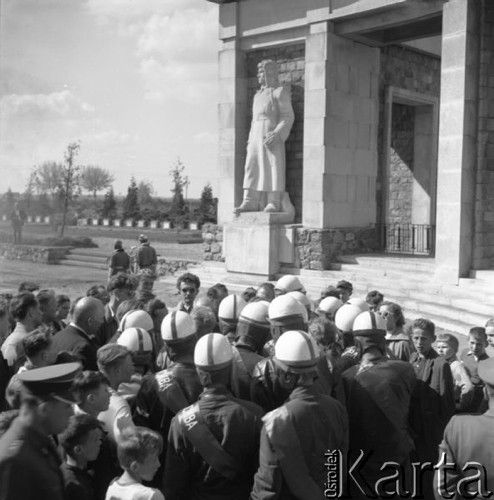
3, 143, 217, 235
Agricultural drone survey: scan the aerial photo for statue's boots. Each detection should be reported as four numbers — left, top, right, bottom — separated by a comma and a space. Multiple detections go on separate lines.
264, 191, 281, 212
236, 189, 260, 212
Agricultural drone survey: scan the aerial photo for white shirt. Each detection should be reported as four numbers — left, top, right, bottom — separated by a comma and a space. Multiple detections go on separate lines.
105, 477, 164, 500
98, 388, 135, 443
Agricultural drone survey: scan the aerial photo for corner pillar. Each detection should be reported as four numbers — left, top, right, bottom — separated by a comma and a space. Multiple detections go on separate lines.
435, 0, 480, 283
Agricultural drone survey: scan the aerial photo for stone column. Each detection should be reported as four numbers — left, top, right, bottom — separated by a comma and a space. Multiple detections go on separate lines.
303, 22, 379, 229
217, 3, 248, 225
435, 0, 480, 283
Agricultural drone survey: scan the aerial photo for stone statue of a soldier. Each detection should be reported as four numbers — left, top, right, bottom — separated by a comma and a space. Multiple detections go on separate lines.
236, 59, 295, 214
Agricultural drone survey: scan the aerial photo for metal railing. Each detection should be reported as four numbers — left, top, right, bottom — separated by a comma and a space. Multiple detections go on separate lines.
379, 224, 435, 255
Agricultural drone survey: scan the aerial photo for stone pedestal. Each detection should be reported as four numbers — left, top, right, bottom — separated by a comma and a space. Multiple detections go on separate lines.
224, 212, 296, 278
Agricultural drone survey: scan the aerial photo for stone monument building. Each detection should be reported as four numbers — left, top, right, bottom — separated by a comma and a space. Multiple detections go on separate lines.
205, 0, 494, 285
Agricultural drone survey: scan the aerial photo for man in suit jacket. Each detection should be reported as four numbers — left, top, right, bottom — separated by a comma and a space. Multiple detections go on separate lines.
51, 297, 105, 371
434, 357, 494, 499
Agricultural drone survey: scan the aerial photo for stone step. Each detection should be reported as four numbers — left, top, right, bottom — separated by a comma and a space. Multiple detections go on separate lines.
64, 253, 108, 264
69, 248, 109, 258
335, 254, 436, 273
58, 258, 107, 270
183, 261, 494, 335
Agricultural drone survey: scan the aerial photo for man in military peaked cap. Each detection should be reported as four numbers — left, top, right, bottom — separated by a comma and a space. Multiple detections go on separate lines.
0, 362, 81, 500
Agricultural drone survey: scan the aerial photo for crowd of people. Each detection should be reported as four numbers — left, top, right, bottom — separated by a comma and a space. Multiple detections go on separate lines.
0, 261, 493, 500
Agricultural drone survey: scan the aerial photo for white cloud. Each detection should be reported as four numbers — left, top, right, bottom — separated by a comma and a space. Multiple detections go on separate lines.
0, 90, 95, 120
84, 1, 219, 104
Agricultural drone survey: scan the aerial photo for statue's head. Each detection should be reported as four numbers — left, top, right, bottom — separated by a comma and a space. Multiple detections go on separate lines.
257, 59, 279, 88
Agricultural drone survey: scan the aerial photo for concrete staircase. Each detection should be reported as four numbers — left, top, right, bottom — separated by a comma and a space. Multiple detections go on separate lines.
58, 248, 108, 271
176, 255, 494, 336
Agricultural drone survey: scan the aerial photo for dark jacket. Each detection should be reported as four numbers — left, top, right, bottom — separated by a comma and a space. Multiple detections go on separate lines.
109, 249, 131, 275
342, 358, 416, 484
51, 324, 99, 371
61, 462, 95, 500
251, 385, 348, 500
96, 304, 119, 347
164, 386, 264, 500
137, 244, 157, 269
434, 409, 494, 500
0, 417, 64, 500
409, 350, 456, 462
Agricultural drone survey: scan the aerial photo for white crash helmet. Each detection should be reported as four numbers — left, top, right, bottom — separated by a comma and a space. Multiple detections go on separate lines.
274, 330, 319, 373
317, 296, 342, 315
287, 291, 311, 310
274, 275, 305, 294
194, 333, 233, 371
353, 310, 386, 335
347, 297, 370, 312
117, 327, 153, 353
218, 294, 246, 321
119, 310, 153, 333
269, 295, 308, 324
161, 310, 196, 343
334, 303, 362, 332
238, 300, 270, 327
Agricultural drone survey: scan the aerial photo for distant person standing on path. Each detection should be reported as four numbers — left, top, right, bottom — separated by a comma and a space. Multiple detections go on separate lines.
10, 202, 26, 245
108, 240, 131, 279
135, 234, 157, 275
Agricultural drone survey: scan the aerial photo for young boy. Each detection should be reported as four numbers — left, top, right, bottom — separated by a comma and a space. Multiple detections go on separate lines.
106, 427, 163, 500
72, 370, 112, 418
409, 318, 455, 497
436, 333, 474, 412
72, 370, 118, 500
5, 330, 55, 408
460, 326, 490, 413
59, 413, 103, 500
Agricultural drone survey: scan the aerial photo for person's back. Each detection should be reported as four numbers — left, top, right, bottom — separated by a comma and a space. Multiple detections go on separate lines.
164, 333, 264, 500
342, 359, 416, 477
251, 330, 348, 500
165, 386, 264, 500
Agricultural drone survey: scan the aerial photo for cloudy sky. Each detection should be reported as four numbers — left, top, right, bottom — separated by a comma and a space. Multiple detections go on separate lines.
0, 0, 220, 198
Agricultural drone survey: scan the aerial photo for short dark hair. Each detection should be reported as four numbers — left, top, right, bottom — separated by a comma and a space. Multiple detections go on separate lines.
308, 317, 338, 346
320, 286, 341, 299
336, 280, 353, 293
107, 273, 138, 294
191, 306, 216, 337
469, 327, 487, 342
116, 427, 163, 470
56, 294, 70, 308
412, 318, 435, 337
37, 290, 55, 310
71, 370, 110, 405
380, 301, 405, 327
436, 333, 459, 352
366, 290, 384, 307
145, 298, 167, 317
176, 273, 200, 291
59, 414, 101, 456
212, 283, 228, 296
9, 292, 38, 322
86, 285, 108, 301
97, 344, 131, 371
22, 330, 52, 359
18, 282, 39, 294
241, 287, 257, 303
